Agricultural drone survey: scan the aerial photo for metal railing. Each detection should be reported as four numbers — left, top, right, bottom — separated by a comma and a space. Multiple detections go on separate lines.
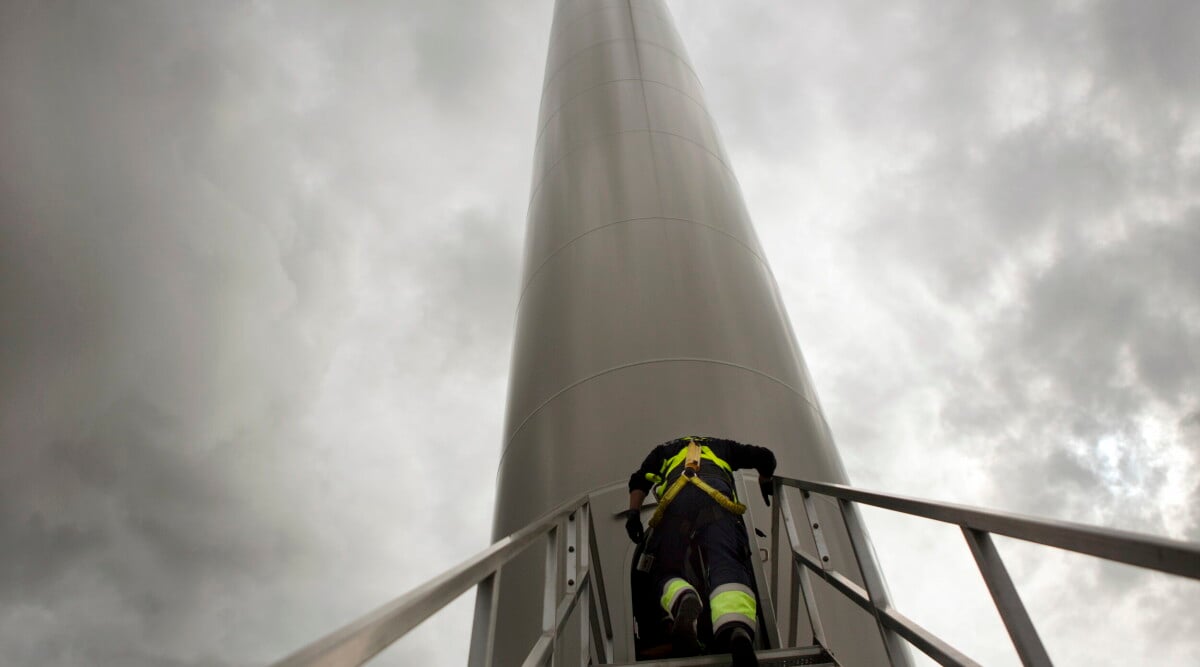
768, 475, 1200, 667
270, 491, 613, 667
270, 474, 1200, 667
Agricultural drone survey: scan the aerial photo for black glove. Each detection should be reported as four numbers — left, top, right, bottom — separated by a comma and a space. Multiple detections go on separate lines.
759, 477, 774, 507
622, 509, 644, 544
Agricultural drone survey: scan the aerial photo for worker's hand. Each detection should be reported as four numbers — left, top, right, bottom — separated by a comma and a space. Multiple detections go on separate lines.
621, 509, 644, 544
758, 476, 774, 507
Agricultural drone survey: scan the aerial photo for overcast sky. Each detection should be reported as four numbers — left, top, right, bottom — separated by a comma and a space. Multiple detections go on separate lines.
2, 1, 1198, 665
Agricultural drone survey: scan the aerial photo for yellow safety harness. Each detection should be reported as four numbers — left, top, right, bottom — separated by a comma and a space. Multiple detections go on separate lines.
647, 438, 746, 528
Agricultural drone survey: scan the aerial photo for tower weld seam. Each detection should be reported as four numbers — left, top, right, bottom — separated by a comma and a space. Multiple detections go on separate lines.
538, 36, 702, 112
516, 217, 767, 309
534, 75, 716, 149
499, 357, 826, 462
528, 128, 735, 207
626, 0, 667, 219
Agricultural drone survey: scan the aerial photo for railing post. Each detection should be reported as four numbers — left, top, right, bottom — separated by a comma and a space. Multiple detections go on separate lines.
800, 491, 834, 570
587, 505, 613, 662
565, 510, 578, 601
837, 498, 911, 666
574, 506, 590, 666
467, 571, 500, 667
542, 522, 560, 667
962, 528, 1052, 667
735, 474, 782, 650
782, 491, 826, 648
770, 479, 783, 644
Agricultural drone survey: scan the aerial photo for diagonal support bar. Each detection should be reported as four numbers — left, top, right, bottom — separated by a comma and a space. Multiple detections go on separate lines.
792, 547, 979, 667
962, 528, 1052, 667
838, 499, 912, 666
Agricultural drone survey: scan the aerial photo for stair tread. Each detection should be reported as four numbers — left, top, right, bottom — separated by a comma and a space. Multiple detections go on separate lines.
606, 645, 836, 666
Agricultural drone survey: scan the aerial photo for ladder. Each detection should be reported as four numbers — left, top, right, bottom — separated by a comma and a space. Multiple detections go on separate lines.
270, 475, 1200, 667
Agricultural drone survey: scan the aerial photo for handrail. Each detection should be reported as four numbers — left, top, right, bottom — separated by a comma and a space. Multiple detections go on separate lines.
770, 475, 1200, 667
270, 473, 1200, 667
270, 489, 613, 667
778, 477, 1200, 578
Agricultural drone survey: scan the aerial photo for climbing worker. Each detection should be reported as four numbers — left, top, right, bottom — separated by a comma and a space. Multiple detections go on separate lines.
620, 435, 776, 667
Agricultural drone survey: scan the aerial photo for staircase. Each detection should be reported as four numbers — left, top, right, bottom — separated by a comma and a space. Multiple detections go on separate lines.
270, 475, 1200, 667
607, 645, 836, 666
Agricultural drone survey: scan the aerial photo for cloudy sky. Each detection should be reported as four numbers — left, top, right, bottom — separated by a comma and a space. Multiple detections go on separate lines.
2, 1, 1198, 665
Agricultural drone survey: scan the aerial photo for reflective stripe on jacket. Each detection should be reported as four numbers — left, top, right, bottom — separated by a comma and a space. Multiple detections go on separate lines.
628, 435, 776, 497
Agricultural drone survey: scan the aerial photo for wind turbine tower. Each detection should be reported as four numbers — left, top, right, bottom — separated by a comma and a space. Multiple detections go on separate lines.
474, 1, 904, 665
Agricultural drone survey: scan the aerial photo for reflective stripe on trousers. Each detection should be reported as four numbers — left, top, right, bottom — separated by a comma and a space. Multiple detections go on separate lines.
710, 582, 756, 635
660, 577, 697, 617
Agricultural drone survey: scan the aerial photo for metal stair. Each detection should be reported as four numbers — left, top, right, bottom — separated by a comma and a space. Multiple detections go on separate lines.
270, 474, 1200, 667
607, 645, 836, 667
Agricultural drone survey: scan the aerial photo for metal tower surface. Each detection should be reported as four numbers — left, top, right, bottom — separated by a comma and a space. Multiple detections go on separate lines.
477, 1, 903, 664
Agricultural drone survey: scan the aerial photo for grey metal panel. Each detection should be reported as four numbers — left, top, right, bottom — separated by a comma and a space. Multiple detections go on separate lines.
545, 4, 634, 82
525, 134, 765, 288
628, 0, 673, 25
650, 133, 758, 253
539, 41, 642, 130
482, 1, 902, 665
496, 369, 838, 537
554, 0, 628, 27
629, 6, 690, 61
534, 79, 649, 182
523, 131, 660, 287
527, 129, 761, 288
542, 3, 700, 114
509, 223, 814, 433
638, 41, 707, 105
643, 81, 727, 163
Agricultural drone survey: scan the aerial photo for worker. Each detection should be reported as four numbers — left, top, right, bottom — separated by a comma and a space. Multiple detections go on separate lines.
620, 435, 776, 667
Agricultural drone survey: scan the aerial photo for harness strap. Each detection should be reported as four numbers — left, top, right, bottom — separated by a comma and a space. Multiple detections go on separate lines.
654, 437, 735, 497
647, 471, 747, 528
685, 440, 702, 472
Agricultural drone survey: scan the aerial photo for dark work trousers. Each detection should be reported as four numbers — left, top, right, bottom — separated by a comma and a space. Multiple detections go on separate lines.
648, 480, 756, 637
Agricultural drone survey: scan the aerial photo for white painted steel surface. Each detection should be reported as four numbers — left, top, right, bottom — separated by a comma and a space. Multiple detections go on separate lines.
481, 1, 901, 664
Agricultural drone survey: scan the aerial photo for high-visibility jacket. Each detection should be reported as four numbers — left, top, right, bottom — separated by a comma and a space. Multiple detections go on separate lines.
628, 435, 776, 500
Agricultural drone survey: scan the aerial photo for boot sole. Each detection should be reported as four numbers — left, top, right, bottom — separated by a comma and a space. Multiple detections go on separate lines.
671, 594, 703, 657
730, 631, 758, 667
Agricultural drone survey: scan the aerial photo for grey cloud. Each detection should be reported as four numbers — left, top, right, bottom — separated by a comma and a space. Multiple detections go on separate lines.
408, 1, 507, 106
922, 211, 1200, 539
4, 0, 1199, 665
1, 1, 361, 664
1010, 216, 1200, 406
1097, 0, 1200, 103
816, 0, 1200, 490
854, 110, 1165, 304
414, 207, 522, 371
0, 398, 313, 665
360, 205, 522, 379
1180, 413, 1200, 541
679, 1, 1200, 662
0, 505, 104, 600
993, 213, 1200, 419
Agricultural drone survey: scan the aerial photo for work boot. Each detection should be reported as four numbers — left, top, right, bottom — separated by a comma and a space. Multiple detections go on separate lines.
729, 626, 757, 667
670, 591, 703, 657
